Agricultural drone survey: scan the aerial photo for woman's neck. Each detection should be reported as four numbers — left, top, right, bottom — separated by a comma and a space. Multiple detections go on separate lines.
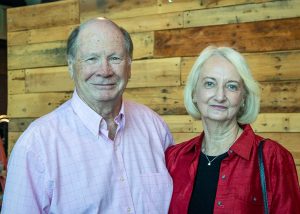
201, 119, 242, 156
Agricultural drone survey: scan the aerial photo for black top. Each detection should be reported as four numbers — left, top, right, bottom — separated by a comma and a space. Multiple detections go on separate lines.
188, 152, 228, 214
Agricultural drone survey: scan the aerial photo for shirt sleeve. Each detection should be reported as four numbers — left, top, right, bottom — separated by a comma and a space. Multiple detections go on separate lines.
163, 124, 175, 151
2, 139, 50, 213
269, 144, 300, 213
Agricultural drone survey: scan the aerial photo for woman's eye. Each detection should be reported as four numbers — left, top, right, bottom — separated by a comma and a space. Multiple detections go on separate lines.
204, 81, 215, 88
226, 84, 238, 91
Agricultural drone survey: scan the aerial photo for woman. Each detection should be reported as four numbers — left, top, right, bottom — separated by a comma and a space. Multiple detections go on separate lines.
166, 46, 300, 213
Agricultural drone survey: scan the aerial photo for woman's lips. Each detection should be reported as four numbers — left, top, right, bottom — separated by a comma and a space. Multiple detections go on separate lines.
210, 105, 227, 110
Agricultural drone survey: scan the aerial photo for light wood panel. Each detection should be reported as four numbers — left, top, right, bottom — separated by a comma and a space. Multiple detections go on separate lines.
80, 0, 157, 21
7, 0, 79, 32
129, 57, 181, 87
163, 113, 300, 133
8, 70, 25, 95
80, 0, 274, 20
8, 31, 155, 70
172, 132, 300, 164
114, 12, 183, 33
8, 41, 67, 70
8, 92, 72, 118
181, 50, 300, 84
8, 81, 300, 117
8, 24, 77, 46
23, 57, 180, 93
158, 0, 273, 14
8, 132, 22, 156
184, 0, 300, 28
25, 67, 73, 93
131, 32, 154, 59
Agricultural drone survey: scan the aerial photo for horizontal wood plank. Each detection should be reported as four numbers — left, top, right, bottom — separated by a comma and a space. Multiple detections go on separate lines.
8, 132, 22, 156
8, 41, 67, 70
8, 25, 77, 46
260, 81, 300, 113
8, 93, 72, 118
172, 132, 300, 164
25, 67, 74, 93
184, 0, 300, 28
163, 113, 300, 133
7, 0, 79, 32
80, 0, 157, 21
8, 70, 25, 95
131, 32, 154, 59
8, 31, 154, 70
24, 57, 180, 93
181, 50, 300, 84
8, 81, 300, 117
129, 57, 181, 87
12, 113, 300, 133
155, 18, 300, 57
80, 0, 273, 20
114, 12, 183, 33
8, 118, 35, 132
158, 0, 273, 14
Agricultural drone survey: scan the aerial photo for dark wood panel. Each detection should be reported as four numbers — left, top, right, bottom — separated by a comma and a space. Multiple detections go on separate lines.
154, 18, 300, 57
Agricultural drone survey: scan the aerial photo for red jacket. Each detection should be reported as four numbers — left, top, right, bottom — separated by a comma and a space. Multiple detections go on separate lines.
166, 124, 300, 214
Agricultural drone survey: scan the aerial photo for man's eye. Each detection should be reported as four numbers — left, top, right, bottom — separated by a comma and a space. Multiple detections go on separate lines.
110, 56, 122, 64
85, 57, 98, 64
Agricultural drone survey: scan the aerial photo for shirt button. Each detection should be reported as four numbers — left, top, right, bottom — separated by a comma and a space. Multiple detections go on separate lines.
221, 175, 226, 180
120, 176, 125, 182
229, 150, 233, 154
217, 201, 223, 206
127, 207, 131, 212
253, 196, 257, 202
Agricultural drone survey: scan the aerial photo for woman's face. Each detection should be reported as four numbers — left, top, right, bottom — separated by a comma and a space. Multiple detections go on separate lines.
193, 55, 245, 122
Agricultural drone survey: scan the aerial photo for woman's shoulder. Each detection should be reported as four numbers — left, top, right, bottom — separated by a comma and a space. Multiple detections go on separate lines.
166, 135, 201, 158
256, 136, 294, 163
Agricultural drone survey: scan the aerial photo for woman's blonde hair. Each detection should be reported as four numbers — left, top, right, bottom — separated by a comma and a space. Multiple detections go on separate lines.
184, 46, 260, 124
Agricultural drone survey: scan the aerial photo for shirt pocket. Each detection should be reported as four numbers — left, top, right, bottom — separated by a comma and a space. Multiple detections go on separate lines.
139, 172, 173, 214
234, 186, 272, 214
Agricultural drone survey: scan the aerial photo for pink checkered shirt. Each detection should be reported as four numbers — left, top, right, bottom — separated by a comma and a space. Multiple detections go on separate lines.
2, 91, 174, 214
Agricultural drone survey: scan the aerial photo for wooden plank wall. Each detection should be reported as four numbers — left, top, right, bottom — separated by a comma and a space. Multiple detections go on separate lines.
7, 0, 300, 178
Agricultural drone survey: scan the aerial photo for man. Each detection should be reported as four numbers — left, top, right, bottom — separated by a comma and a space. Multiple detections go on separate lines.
2, 18, 173, 213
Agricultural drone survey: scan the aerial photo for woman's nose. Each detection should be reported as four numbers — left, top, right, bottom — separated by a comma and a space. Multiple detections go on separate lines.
214, 87, 226, 102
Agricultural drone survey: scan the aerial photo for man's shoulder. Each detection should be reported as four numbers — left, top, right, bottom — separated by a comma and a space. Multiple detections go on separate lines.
19, 100, 72, 138
123, 99, 170, 129
124, 99, 159, 117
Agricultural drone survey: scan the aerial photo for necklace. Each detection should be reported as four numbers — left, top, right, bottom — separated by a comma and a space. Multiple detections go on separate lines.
203, 153, 220, 166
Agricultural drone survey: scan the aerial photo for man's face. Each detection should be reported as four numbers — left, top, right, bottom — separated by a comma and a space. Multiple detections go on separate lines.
71, 21, 131, 107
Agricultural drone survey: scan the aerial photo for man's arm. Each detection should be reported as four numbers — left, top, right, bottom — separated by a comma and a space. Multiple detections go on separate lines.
2, 143, 50, 213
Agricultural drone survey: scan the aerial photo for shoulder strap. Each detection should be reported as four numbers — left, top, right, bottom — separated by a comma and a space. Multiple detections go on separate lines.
258, 139, 269, 214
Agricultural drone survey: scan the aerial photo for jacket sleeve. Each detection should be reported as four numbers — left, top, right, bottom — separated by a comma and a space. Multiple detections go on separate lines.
268, 142, 300, 213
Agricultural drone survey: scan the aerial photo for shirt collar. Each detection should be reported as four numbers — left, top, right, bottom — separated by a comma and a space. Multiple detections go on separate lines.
71, 90, 126, 137
182, 124, 255, 161
230, 124, 255, 160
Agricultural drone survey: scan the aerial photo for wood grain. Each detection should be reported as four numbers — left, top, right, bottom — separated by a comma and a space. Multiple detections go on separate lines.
155, 18, 300, 57
7, 0, 79, 32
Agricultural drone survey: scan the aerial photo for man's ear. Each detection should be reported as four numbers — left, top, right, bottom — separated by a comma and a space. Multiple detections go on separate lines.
127, 59, 132, 79
67, 59, 74, 79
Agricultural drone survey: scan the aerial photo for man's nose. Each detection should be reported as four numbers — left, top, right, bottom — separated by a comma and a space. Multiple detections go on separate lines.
95, 59, 113, 77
